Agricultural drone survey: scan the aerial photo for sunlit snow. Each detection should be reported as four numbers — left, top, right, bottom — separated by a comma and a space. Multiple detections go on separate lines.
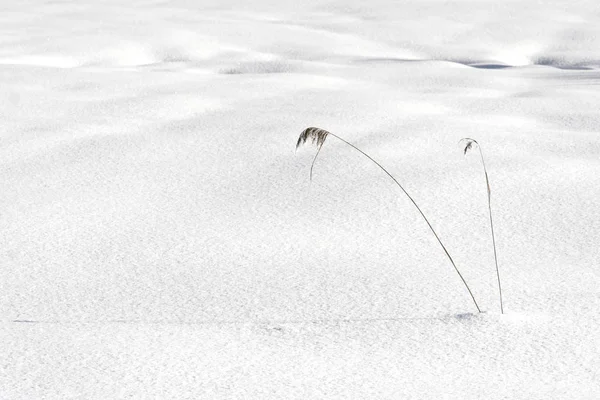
1, 1, 599, 398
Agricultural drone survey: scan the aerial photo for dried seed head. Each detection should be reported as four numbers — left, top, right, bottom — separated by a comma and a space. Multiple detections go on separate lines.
460, 138, 479, 156
296, 127, 330, 150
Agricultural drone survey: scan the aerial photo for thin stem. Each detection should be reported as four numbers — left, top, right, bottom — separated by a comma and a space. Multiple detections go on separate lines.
328, 133, 481, 313
310, 144, 323, 182
477, 146, 503, 314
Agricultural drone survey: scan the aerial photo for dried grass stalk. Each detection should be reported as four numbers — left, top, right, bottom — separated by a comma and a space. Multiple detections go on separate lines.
296, 127, 481, 313
461, 138, 503, 314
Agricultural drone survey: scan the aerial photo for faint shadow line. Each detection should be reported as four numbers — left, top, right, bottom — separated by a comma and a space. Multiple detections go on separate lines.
12, 314, 479, 326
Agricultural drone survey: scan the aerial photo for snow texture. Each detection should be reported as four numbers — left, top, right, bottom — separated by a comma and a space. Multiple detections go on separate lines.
1, 0, 599, 398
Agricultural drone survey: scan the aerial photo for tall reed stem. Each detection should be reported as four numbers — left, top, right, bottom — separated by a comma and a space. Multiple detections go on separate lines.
298, 127, 481, 313
461, 138, 503, 314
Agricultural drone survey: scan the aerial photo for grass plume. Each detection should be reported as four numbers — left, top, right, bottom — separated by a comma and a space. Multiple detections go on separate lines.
297, 127, 481, 313
460, 138, 503, 314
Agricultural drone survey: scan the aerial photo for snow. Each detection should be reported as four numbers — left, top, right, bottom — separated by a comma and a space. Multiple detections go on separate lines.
1, 0, 599, 398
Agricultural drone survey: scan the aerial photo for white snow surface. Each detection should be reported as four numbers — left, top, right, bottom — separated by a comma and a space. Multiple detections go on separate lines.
1, 1, 600, 398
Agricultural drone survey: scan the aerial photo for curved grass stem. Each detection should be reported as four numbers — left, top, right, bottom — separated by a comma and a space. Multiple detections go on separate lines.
298, 127, 481, 313
461, 138, 503, 314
